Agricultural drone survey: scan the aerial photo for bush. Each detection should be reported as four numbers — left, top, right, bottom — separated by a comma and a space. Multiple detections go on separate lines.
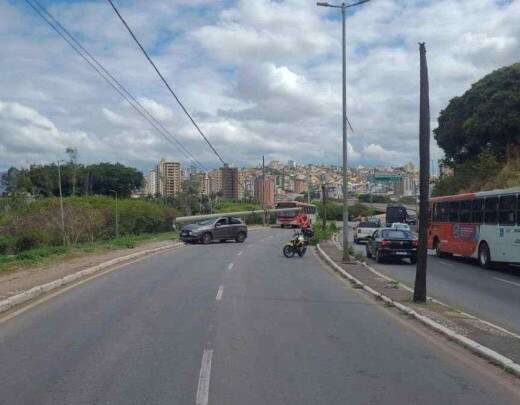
0, 236, 15, 255
0, 196, 179, 249
14, 229, 47, 253
309, 222, 337, 245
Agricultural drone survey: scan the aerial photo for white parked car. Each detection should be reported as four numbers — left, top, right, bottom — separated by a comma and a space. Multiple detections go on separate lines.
354, 220, 382, 244
390, 223, 411, 231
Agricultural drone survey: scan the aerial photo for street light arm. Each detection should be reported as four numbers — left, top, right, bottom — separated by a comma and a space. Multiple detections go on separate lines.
346, 0, 370, 8
316, 2, 342, 8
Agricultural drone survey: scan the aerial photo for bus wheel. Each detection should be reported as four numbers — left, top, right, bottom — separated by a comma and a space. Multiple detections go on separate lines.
478, 242, 492, 269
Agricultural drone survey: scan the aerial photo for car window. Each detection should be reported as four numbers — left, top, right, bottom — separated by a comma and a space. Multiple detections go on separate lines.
229, 217, 242, 225
216, 218, 228, 226
198, 218, 218, 225
382, 230, 412, 239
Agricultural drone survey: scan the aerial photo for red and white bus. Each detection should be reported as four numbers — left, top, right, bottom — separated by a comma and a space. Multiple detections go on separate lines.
428, 187, 520, 268
275, 201, 317, 228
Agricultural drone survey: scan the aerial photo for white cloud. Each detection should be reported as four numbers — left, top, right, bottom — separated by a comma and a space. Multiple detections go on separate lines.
1, 0, 519, 173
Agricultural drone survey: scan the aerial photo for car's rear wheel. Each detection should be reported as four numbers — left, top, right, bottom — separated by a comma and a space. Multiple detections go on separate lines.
478, 242, 492, 269
201, 232, 212, 245
236, 232, 246, 243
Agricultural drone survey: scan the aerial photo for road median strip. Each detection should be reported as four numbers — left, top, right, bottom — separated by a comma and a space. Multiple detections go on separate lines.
0, 242, 183, 315
316, 239, 520, 378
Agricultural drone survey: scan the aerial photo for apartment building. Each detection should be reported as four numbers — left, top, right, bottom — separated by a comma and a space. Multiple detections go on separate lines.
220, 164, 239, 201
156, 159, 181, 197
254, 175, 275, 207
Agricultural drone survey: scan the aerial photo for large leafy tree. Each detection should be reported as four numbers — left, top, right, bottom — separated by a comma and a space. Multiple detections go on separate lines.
86, 163, 144, 198
2, 162, 143, 198
434, 63, 520, 164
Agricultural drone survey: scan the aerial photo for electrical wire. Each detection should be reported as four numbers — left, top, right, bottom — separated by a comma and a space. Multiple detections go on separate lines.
106, 0, 226, 165
24, 0, 207, 172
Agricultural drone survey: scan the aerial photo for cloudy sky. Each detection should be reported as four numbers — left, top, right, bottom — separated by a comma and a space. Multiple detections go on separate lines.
1, 0, 519, 173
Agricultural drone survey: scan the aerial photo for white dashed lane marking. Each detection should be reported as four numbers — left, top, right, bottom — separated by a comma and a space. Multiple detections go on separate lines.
228, 262, 234, 270
494, 277, 520, 288
195, 349, 213, 405
216, 285, 224, 301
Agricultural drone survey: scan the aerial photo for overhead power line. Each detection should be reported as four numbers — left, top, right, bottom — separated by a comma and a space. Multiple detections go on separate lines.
106, 0, 226, 166
24, 0, 207, 172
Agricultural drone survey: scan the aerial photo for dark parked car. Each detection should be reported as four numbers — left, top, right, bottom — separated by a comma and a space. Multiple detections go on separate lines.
365, 228, 417, 264
180, 216, 248, 244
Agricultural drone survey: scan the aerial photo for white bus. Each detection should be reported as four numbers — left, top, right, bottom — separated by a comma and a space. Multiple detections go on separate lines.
429, 187, 520, 268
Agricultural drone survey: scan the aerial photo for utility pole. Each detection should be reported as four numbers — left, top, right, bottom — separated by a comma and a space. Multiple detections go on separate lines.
262, 156, 266, 227
307, 169, 311, 205
317, 0, 370, 262
321, 175, 327, 228
110, 190, 119, 238
57, 160, 66, 245
414, 43, 430, 303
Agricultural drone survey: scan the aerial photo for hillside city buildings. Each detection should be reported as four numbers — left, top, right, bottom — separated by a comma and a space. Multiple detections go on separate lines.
144, 158, 430, 206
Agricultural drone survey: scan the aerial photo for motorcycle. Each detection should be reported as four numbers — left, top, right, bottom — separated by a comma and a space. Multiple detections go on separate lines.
282, 228, 313, 258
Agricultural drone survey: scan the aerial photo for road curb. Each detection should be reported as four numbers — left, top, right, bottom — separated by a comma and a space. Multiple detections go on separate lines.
316, 242, 520, 378
332, 233, 520, 340
0, 242, 183, 315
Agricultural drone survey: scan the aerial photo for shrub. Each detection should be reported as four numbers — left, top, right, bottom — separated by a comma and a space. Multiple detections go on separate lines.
309, 222, 336, 245
0, 236, 15, 255
0, 196, 179, 249
14, 229, 47, 253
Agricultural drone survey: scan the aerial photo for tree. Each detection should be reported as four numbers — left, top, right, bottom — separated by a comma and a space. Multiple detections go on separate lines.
434, 63, 520, 164
87, 163, 143, 198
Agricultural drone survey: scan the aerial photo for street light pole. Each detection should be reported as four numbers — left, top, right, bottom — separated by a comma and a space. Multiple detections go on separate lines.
110, 190, 119, 238
317, 0, 370, 262
57, 160, 66, 246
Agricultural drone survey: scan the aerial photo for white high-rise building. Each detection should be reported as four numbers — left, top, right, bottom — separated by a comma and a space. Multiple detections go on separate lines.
146, 168, 158, 195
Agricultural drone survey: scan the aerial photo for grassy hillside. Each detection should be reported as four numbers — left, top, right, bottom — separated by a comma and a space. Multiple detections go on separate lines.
433, 152, 519, 196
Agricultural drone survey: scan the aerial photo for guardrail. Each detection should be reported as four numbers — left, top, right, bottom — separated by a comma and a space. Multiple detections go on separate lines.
174, 207, 303, 224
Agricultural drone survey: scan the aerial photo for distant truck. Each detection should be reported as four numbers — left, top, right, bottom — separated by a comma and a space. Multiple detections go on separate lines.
353, 219, 381, 244
385, 204, 408, 226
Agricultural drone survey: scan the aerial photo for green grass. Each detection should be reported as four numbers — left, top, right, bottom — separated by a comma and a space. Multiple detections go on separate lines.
0, 231, 178, 273
213, 201, 261, 213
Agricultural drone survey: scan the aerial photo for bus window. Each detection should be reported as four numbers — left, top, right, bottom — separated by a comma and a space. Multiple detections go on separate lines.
449, 201, 459, 223
499, 195, 516, 225
433, 203, 441, 222
440, 202, 449, 222
484, 197, 498, 224
459, 200, 472, 223
472, 198, 484, 224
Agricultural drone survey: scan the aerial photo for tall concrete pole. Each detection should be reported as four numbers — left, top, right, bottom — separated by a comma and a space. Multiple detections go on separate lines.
414, 43, 430, 303
262, 156, 266, 227
341, 3, 350, 262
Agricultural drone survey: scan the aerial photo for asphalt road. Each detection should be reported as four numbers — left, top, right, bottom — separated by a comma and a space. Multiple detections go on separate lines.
341, 228, 520, 336
1, 228, 519, 404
